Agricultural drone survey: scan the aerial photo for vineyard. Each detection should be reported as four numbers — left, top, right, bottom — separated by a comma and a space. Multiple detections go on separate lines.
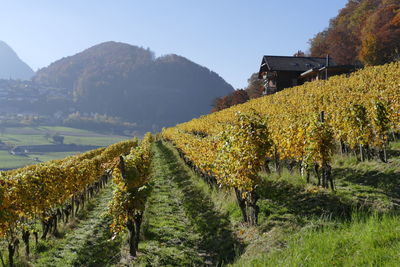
162, 61, 400, 225
0, 62, 400, 266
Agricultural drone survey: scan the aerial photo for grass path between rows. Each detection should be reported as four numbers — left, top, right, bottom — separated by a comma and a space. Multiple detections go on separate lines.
32, 184, 123, 267
136, 141, 241, 266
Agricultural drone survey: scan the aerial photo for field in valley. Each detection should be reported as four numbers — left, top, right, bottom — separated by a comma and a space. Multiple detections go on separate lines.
0, 126, 129, 169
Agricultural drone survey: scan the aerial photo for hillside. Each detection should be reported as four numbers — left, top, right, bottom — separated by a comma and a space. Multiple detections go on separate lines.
33, 41, 234, 130
2, 138, 400, 266
0, 41, 34, 80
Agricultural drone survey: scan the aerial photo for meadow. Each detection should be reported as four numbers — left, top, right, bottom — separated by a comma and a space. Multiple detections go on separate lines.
0, 126, 128, 169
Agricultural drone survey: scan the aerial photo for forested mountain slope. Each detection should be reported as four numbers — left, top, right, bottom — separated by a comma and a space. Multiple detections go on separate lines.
33, 41, 234, 130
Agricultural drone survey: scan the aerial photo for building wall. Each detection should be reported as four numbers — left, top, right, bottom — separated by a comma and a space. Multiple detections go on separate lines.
276, 71, 303, 92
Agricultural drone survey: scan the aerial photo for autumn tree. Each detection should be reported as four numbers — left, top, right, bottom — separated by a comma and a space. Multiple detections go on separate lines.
325, 25, 359, 64
245, 73, 264, 99
212, 89, 249, 112
309, 31, 329, 58
293, 50, 306, 57
309, 0, 399, 66
359, 4, 400, 65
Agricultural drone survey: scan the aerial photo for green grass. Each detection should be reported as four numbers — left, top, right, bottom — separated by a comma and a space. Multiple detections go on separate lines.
37, 126, 95, 135
27, 152, 79, 162
332, 150, 400, 212
135, 141, 240, 266
389, 140, 400, 150
0, 150, 36, 169
0, 126, 128, 146
29, 183, 123, 267
233, 213, 400, 267
162, 141, 244, 225
0, 182, 122, 267
3, 126, 100, 136
0, 151, 86, 170
0, 134, 52, 146
151, 140, 400, 266
0, 126, 129, 169
228, 141, 400, 266
63, 135, 127, 146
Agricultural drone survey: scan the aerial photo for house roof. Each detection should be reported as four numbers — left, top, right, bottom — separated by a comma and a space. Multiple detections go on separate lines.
300, 65, 356, 78
259, 56, 336, 78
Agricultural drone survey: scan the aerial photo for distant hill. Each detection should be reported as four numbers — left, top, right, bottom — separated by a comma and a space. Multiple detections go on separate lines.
34, 41, 233, 130
0, 41, 34, 80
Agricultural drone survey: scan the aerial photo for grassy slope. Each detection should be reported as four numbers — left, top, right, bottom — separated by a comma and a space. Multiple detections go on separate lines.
235, 214, 400, 267
151, 140, 400, 266
135, 141, 241, 266
2, 139, 399, 266
229, 141, 400, 266
27, 184, 123, 267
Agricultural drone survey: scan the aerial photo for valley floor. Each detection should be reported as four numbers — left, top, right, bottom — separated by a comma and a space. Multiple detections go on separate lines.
0, 126, 128, 169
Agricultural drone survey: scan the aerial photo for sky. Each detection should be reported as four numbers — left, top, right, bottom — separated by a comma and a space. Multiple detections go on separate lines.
0, 0, 348, 89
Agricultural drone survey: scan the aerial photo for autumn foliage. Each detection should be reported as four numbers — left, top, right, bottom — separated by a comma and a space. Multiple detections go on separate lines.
309, 0, 400, 66
212, 89, 249, 112
212, 73, 264, 112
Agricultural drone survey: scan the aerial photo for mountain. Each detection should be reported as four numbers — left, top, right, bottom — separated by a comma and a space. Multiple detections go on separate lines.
0, 41, 34, 80
33, 41, 234, 130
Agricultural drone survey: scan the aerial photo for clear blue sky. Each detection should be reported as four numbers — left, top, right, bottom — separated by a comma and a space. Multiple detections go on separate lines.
1, 0, 347, 88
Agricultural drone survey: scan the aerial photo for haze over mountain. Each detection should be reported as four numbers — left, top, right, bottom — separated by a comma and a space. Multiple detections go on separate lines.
33, 41, 234, 130
0, 41, 34, 80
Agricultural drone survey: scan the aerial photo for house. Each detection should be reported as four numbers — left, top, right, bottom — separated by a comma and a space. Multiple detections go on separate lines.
258, 55, 356, 95
10, 146, 28, 156
300, 64, 356, 83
